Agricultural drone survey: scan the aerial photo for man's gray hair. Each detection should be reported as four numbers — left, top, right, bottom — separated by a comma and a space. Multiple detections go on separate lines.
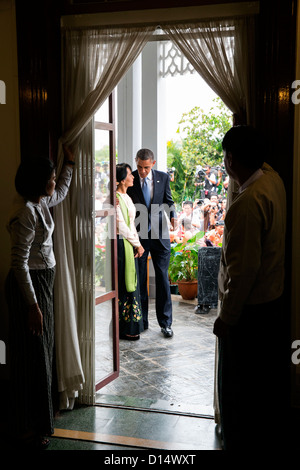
135, 148, 155, 162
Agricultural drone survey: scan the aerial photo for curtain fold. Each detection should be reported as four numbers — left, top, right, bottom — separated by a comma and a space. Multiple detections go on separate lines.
53, 25, 155, 409
162, 16, 256, 127
162, 16, 257, 425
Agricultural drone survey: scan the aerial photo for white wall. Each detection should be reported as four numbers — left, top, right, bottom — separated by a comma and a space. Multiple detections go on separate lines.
117, 41, 167, 171
117, 55, 142, 167
141, 41, 167, 171
0, 0, 20, 376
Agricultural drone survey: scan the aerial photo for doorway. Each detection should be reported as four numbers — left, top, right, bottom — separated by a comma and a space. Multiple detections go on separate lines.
93, 40, 230, 417
59, 1, 256, 418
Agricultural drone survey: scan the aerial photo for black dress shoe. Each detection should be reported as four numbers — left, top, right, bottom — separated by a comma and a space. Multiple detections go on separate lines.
194, 304, 210, 314
161, 326, 173, 338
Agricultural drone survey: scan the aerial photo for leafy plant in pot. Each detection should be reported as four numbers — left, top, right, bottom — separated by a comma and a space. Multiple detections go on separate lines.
168, 232, 203, 300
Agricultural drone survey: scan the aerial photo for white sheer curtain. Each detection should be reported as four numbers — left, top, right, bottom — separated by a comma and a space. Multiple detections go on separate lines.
162, 16, 256, 128
53, 25, 155, 409
163, 16, 257, 425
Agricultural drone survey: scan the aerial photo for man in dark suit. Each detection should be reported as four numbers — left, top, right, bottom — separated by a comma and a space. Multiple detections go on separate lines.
127, 148, 177, 338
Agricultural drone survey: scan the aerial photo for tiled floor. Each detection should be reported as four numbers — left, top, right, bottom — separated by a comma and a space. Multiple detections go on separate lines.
51, 404, 221, 450
49, 297, 222, 451
97, 297, 217, 417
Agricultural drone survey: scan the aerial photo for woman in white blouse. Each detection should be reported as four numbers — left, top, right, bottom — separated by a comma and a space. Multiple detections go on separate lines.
116, 163, 144, 340
5, 147, 74, 449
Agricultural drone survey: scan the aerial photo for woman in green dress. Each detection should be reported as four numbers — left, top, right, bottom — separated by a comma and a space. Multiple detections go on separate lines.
116, 163, 144, 340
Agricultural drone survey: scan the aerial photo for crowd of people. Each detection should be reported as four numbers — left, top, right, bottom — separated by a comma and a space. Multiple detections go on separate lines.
171, 194, 226, 247
168, 163, 228, 247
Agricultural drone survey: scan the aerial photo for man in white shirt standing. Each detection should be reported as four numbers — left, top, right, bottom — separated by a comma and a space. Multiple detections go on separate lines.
213, 125, 288, 450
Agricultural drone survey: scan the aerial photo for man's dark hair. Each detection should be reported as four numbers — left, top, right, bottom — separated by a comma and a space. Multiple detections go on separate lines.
136, 148, 155, 162
15, 157, 55, 200
183, 200, 193, 208
222, 125, 265, 170
116, 163, 132, 183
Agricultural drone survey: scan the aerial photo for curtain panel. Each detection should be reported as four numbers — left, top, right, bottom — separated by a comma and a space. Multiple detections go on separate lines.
162, 16, 256, 127
53, 25, 155, 409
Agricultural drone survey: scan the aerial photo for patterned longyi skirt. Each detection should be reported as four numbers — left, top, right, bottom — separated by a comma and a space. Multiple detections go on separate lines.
5, 267, 56, 438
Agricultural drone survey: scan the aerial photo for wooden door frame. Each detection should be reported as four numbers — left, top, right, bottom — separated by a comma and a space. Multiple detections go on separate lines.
94, 92, 119, 392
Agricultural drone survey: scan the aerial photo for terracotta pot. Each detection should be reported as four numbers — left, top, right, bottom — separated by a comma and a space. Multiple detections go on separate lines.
177, 280, 198, 300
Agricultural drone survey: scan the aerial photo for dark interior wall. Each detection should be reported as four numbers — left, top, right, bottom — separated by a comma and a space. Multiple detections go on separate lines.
15, 0, 62, 162
255, 0, 296, 329
257, 0, 296, 180
62, 0, 255, 14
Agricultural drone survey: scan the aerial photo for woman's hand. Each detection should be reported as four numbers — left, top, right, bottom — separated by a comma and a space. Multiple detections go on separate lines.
134, 245, 145, 258
28, 303, 43, 336
63, 144, 75, 166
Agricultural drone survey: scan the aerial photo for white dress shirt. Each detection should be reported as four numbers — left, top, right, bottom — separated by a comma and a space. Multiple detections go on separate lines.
218, 163, 286, 325
139, 170, 153, 201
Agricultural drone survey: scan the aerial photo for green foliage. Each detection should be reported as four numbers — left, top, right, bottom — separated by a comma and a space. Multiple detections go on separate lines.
95, 145, 109, 164
167, 97, 232, 204
167, 140, 195, 206
179, 97, 232, 167
168, 231, 204, 282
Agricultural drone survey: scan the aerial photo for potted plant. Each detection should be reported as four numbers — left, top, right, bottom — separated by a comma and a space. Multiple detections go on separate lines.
168, 232, 203, 300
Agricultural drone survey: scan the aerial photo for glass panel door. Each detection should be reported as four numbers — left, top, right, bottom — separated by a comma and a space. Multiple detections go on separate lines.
94, 92, 119, 391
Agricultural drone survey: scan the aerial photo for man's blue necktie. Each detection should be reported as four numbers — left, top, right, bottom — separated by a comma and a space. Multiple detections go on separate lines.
142, 177, 151, 209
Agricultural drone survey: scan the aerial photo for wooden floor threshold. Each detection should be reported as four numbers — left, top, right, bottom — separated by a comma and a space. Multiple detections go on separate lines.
53, 428, 200, 450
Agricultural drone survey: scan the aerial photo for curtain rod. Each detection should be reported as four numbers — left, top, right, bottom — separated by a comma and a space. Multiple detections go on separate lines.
61, 2, 259, 29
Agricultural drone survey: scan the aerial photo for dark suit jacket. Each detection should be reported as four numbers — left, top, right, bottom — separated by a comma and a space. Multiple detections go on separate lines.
127, 169, 176, 249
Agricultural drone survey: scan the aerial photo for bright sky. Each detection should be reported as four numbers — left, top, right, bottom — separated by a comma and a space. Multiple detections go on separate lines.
94, 71, 220, 151
164, 73, 219, 142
